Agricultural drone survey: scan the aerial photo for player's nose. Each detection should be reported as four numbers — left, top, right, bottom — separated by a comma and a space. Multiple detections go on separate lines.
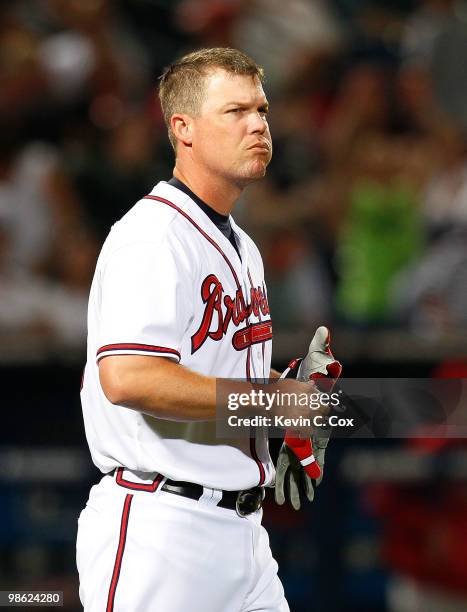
248, 111, 268, 134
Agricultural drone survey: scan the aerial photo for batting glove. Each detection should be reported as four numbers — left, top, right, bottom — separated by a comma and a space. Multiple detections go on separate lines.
274, 326, 341, 509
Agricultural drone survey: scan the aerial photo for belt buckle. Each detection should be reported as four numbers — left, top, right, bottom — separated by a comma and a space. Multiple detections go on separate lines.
235, 487, 265, 517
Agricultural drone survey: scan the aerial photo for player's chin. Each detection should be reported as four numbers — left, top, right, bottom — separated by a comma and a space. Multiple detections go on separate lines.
245, 158, 270, 180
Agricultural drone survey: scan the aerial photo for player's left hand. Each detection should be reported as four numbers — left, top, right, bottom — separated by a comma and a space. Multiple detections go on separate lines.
274, 429, 330, 509
274, 326, 341, 509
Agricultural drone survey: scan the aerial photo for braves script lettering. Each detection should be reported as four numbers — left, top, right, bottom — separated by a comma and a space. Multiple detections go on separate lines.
191, 274, 270, 353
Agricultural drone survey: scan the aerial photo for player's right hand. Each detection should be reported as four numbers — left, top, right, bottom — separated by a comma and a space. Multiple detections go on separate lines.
297, 325, 342, 388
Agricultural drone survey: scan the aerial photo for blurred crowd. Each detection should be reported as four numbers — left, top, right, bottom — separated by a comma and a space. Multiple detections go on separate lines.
2, 0, 467, 351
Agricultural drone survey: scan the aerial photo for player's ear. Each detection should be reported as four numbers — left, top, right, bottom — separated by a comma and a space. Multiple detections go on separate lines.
171, 113, 193, 148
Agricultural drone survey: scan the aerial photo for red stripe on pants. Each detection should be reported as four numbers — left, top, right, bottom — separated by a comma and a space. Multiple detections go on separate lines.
106, 494, 133, 612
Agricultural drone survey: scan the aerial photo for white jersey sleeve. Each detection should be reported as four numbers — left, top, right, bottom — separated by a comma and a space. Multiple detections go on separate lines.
96, 238, 192, 363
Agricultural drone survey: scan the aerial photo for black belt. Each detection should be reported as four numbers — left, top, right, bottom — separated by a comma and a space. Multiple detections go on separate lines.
162, 479, 265, 517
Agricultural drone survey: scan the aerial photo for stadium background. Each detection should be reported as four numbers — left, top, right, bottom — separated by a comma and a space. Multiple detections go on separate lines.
1, 0, 467, 610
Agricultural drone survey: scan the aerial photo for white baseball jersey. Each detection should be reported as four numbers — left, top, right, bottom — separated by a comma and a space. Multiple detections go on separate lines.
80, 180, 275, 490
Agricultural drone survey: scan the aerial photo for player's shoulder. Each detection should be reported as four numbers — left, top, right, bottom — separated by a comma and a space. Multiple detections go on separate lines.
100, 181, 193, 255
112, 181, 184, 238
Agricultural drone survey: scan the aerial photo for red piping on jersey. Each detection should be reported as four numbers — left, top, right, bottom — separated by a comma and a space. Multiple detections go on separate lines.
115, 467, 163, 492
248, 269, 269, 374
247, 270, 254, 291
144, 195, 241, 290
250, 436, 266, 486
246, 268, 267, 485
106, 494, 133, 612
97, 343, 181, 361
246, 347, 266, 485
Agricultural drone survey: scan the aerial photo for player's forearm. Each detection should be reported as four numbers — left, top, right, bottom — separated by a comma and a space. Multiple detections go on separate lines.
99, 355, 257, 422
99, 355, 221, 421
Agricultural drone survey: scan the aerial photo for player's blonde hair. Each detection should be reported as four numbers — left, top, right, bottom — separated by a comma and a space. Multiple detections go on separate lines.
159, 47, 265, 151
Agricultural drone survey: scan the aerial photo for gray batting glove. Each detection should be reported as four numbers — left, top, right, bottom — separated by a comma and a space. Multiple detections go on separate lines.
274, 429, 330, 510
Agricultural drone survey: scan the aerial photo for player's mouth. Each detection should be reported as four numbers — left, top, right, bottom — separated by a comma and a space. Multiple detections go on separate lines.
248, 142, 271, 153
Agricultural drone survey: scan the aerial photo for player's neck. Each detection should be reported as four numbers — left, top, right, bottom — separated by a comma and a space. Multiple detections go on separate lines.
173, 165, 241, 216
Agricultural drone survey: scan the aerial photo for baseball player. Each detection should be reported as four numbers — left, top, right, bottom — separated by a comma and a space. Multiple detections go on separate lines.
77, 47, 337, 612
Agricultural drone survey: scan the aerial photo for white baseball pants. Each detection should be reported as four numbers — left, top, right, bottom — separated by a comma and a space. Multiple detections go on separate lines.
76, 472, 290, 612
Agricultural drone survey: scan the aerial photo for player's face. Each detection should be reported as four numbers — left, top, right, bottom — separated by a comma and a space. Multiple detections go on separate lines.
192, 70, 272, 185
